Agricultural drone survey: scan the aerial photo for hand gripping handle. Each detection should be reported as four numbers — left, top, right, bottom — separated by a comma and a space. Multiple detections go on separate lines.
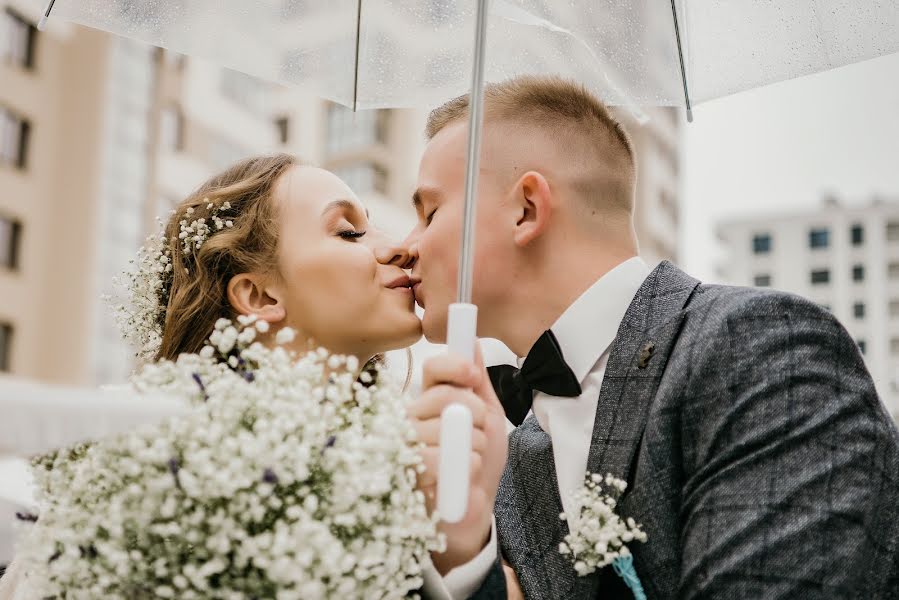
437, 303, 477, 523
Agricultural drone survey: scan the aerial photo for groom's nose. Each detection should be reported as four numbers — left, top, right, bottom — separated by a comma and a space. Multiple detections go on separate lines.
371, 230, 416, 269
375, 244, 415, 269
399, 230, 420, 269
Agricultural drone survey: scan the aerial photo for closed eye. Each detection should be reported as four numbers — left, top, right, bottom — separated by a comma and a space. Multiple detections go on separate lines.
338, 230, 366, 240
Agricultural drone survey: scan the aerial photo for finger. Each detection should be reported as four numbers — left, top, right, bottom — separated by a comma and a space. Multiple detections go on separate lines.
422, 353, 479, 391
416, 448, 483, 490
417, 447, 439, 489
414, 417, 488, 453
417, 446, 484, 490
469, 451, 483, 482
471, 342, 506, 415
408, 386, 487, 426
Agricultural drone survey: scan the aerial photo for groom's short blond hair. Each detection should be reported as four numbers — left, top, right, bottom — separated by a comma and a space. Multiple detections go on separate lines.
425, 76, 636, 214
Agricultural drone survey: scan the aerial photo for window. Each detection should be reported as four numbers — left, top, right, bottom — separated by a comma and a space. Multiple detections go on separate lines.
850, 224, 864, 246
753, 274, 771, 287
0, 216, 21, 270
852, 264, 865, 282
2, 9, 36, 70
274, 116, 290, 144
810, 269, 830, 285
160, 105, 184, 152
332, 162, 388, 195
0, 106, 30, 169
0, 322, 11, 372
888, 221, 899, 242
853, 302, 865, 319
160, 49, 186, 71
752, 233, 771, 254
220, 69, 270, 114
326, 104, 390, 154
809, 228, 830, 249
890, 299, 899, 318
857, 339, 867, 355
889, 262, 899, 281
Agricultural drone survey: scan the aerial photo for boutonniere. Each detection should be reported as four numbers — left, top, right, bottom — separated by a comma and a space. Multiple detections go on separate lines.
559, 473, 648, 599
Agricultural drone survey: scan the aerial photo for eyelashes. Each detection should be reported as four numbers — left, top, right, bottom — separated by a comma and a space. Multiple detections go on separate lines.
338, 230, 367, 240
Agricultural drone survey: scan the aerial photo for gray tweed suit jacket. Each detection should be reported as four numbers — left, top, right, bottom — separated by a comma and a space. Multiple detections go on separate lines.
491, 261, 899, 599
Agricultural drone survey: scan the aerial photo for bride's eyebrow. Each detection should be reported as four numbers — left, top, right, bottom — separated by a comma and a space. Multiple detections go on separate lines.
321, 199, 368, 221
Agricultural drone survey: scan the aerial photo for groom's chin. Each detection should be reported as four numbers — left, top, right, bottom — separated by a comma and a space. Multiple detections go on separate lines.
420, 311, 448, 344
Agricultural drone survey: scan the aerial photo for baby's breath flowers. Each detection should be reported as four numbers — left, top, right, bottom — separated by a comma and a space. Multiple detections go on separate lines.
107, 220, 173, 361
13, 320, 442, 599
178, 201, 233, 256
107, 199, 235, 361
559, 473, 648, 579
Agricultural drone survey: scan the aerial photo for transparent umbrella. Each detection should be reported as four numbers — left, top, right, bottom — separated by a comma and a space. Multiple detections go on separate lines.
31, 0, 899, 118
22, 0, 899, 522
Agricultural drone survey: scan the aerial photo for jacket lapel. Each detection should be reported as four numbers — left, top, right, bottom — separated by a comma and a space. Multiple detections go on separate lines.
583, 261, 699, 595
587, 261, 698, 481
496, 417, 575, 599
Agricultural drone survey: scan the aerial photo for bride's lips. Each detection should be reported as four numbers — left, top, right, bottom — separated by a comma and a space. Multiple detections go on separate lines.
385, 274, 413, 294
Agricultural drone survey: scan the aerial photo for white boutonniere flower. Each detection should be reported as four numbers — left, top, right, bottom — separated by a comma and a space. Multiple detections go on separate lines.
559, 473, 648, 598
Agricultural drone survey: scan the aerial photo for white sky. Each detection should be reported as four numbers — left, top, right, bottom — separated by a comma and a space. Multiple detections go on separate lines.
681, 53, 899, 281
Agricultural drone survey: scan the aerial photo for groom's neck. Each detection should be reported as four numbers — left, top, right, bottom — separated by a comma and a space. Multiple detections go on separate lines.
495, 245, 637, 357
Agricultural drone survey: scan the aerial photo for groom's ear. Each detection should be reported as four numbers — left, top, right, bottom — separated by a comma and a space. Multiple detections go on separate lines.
227, 273, 287, 324
512, 171, 552, 247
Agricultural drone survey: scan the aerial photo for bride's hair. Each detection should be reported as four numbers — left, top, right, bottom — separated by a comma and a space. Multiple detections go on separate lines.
157, 153, 297, 361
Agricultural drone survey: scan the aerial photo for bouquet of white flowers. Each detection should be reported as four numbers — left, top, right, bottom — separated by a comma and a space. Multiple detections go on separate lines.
11, 317, 442, 599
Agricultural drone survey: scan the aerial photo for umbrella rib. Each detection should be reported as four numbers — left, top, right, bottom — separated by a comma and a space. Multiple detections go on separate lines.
38, 0, 56, 31
669, 0, 693, 122
352, 0, 362, 112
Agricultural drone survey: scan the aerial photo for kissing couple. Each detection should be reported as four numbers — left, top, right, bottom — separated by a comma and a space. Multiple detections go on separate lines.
4, 76, 897, 599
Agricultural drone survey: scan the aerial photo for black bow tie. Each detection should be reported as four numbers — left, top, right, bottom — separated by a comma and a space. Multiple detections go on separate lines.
487, 330, 582, 426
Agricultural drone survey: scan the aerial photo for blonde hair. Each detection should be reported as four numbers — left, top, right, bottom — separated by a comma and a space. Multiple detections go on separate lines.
157, 154, 297, 361
426, 76, 636, 213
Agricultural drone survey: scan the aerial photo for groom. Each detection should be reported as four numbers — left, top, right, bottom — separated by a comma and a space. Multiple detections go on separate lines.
407, 76, 899, 599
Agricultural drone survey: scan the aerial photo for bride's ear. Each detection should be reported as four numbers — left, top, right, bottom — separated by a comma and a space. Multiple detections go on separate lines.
227, 273, 286, 324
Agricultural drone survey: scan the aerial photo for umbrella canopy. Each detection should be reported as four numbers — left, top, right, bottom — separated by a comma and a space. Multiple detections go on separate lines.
29, 0, 899, 115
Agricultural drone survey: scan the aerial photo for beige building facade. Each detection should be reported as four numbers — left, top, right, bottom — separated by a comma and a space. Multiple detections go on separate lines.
1, 6, 155, 385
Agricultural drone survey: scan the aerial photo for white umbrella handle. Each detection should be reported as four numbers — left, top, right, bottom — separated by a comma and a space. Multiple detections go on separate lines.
437, 303, 477, 523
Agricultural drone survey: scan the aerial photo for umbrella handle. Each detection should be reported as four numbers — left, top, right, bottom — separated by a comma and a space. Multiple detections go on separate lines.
437, 303, 477, 523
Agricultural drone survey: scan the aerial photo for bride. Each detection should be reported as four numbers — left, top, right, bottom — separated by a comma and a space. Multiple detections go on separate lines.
151, 153, 420, 363
0, 154, 515, 599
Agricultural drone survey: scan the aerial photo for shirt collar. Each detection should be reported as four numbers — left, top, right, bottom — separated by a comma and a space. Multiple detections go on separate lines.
518, 257, 651, 383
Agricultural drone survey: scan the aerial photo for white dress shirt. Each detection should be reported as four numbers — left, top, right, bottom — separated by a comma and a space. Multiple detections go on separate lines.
529, 256, 650, 530
422, 257, 651, 599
